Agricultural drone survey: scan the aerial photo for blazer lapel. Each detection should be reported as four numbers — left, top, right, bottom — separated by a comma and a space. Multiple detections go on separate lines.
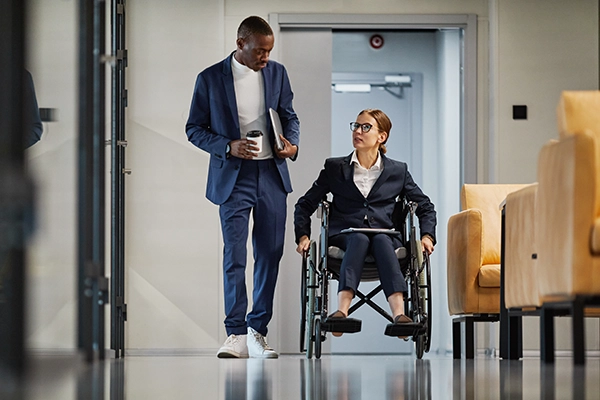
341, 153, 354, 181
341, 154, 366, 198
222, 53, 240, 137
368, 155, 394, 198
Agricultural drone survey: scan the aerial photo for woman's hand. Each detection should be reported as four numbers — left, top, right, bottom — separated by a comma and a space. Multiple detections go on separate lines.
421, 235, 434, 255
296, 235, 310, 255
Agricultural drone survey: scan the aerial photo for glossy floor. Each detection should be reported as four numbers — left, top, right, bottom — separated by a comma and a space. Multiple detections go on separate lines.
2, 353, 599, 399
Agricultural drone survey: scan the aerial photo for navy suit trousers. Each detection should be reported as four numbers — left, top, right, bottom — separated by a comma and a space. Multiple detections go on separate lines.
219, 159, 287, 336
329, 232, 408, 298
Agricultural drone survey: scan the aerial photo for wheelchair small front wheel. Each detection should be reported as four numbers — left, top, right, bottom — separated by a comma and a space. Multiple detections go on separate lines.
415, 334, 425, 359
314, 319, 322, 359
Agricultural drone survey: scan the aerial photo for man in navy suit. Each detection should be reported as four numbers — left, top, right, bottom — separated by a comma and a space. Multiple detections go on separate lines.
186, 16, 299, 358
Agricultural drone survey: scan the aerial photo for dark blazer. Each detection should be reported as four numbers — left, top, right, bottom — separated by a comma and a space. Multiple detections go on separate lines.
294, 153, 437, 244
186, 53, 300, 205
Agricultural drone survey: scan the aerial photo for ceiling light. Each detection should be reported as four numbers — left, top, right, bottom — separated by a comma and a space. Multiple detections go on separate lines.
333, 84, 372, 93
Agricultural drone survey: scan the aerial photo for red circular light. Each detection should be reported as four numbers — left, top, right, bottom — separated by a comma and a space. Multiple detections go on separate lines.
370, 34, 384, 49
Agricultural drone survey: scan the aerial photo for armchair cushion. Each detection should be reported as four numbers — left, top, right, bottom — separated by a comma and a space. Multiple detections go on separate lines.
557, 90, 600, 139
461, 184, 528, 266
479, 264, 500, 288
557, 90, 600, 217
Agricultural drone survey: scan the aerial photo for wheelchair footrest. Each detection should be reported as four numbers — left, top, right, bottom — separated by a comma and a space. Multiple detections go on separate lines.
321, 318, 362, 334
384, 322, 424, 337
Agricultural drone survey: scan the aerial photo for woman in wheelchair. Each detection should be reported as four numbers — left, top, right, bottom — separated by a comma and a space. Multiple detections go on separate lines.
294, 108, 436, 336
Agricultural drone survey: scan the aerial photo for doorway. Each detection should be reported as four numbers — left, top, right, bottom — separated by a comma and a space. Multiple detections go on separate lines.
273, 14, 470, 355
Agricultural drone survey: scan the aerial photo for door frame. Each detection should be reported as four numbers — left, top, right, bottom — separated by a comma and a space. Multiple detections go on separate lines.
269, 13, 478, 184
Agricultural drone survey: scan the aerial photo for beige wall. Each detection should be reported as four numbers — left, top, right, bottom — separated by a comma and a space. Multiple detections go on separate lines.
25, 0, 599, 355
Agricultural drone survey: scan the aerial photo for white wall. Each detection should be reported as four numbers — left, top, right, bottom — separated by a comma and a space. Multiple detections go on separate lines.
24, 0, 598, 355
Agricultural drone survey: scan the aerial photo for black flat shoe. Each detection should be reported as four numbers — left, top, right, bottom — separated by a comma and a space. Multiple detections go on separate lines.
384, 315, 422, 338
322, 310, 361, 336
393, 314, 412, 324
327, 310, 347, 319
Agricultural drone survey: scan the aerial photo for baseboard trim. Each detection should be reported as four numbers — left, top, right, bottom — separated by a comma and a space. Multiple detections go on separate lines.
124, 348, 217, 357
484, 347, 600, 359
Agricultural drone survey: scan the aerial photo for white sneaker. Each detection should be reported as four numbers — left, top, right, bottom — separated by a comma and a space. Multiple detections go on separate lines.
217, 334, 249, 358
247, 327, 278, 359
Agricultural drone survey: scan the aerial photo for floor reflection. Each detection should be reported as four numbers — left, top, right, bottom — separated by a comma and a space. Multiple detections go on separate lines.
76, 361, 105, 400
4, 354, 600, 399
76, 357, 125, 400
386, 359, 431, 399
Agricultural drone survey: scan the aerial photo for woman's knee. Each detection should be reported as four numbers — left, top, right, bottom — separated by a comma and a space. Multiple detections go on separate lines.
347, 232, 370, 248
371, 234, 396, 251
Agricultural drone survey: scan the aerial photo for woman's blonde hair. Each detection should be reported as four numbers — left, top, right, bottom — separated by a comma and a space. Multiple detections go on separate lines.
358, 109, 392, 154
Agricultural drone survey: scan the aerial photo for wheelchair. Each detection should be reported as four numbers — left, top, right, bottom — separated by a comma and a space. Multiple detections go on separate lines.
300, 199, 432, 359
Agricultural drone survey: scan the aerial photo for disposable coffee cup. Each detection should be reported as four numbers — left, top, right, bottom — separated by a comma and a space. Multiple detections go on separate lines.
246, 130, 263, 154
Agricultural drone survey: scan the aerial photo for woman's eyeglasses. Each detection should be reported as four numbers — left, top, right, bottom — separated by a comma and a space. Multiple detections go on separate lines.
350, 122, 377, 133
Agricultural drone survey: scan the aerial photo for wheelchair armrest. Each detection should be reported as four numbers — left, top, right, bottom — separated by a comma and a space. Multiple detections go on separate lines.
317, 200, 330, 220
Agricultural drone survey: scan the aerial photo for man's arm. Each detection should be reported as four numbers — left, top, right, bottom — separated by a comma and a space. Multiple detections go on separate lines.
185, 73, 230, 158
274, 66, 300, 160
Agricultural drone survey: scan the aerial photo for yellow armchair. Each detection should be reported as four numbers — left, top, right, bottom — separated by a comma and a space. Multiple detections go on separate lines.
536, 91, 600, 364
447, 183, 528, 358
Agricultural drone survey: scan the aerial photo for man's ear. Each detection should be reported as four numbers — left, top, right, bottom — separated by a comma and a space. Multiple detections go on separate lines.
236, 37, 245, 51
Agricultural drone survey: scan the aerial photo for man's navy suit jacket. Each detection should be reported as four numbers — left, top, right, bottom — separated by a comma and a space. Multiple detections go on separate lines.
294, 153, 437, 243
186, 53, 300, 205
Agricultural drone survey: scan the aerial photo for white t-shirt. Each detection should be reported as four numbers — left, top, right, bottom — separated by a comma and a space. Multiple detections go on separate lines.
231, 54, 273, 160
351, 150, 383, 198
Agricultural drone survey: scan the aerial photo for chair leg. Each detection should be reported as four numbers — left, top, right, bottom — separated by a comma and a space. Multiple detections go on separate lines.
453, 320, 461, 359
571, 298, 585, 365
508, 315, 523, 360
540, 306, 555, 364
465, 318, 475, 359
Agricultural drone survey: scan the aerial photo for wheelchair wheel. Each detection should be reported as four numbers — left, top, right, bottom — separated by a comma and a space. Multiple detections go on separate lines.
413, 251, 432, 358
300, 253, 308, 352
314, 319, 322, 359
421, 252, 432, 353
304, 241, 318, 359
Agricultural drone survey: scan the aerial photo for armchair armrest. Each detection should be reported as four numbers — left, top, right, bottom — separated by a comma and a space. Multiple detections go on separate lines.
505, 183, 540, 308
447, 209, 483, 315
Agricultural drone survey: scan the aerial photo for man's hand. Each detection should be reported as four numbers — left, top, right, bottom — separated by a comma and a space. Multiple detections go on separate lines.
229, 138, 259, 159
421, 235, 434, 255
275, 135, 297, 159
296, 235, 310, 255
